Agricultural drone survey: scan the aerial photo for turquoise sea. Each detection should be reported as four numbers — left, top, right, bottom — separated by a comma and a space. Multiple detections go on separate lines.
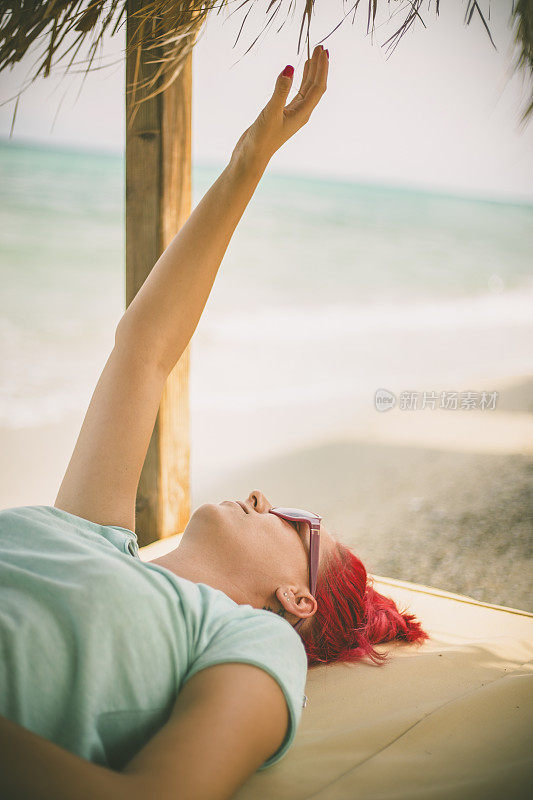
1, 140, 532, 450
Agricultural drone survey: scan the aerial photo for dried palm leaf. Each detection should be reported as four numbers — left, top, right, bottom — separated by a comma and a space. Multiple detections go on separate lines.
0, 1, 531, 122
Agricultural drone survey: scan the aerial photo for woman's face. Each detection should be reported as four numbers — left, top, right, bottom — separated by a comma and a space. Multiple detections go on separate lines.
179, 489, 337, 623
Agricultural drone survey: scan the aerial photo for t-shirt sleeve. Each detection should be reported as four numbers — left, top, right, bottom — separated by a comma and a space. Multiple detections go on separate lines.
183, 607, 308, 770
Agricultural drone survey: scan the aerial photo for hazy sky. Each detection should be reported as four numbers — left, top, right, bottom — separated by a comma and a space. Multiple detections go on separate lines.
1, 1, 532, 201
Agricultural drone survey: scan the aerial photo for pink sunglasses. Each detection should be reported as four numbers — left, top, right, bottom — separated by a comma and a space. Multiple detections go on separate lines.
268, 506, 322, 631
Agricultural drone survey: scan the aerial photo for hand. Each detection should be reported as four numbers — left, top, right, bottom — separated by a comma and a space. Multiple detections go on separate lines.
232, 44, 329, 167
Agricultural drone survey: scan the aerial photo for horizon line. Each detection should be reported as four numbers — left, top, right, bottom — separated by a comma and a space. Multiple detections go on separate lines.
1, 135, 532, 209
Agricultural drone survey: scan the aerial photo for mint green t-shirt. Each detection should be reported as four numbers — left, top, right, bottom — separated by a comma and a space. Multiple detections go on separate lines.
0, 505, 308, 771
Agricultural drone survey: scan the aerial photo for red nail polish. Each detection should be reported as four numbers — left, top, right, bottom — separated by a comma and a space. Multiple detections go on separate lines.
325, 49, 329, 59
282, 65, 294, 78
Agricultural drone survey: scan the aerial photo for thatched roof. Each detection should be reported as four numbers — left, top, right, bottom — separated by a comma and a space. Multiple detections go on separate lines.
1, 1, 532, 122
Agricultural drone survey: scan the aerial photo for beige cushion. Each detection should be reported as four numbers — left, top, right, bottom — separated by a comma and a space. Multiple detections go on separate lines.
234, 575, 533, 800
140, 537, 532, 798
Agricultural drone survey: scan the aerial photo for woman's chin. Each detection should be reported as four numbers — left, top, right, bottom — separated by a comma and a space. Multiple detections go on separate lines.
188, 502, 229, 529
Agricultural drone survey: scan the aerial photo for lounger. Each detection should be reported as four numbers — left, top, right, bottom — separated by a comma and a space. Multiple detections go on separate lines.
140, 542, 533, 799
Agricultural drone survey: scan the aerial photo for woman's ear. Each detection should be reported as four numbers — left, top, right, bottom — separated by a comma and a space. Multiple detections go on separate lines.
276, 586, 317, 622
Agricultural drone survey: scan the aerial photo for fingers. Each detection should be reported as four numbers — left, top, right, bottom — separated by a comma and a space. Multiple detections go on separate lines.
265, 64, 295, 114
297, 57, 311, 98
299, 45, 322, 98
292, 45, 328, 121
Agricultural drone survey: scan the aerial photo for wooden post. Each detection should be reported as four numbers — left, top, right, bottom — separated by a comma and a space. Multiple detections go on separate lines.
125, 2, 192, 545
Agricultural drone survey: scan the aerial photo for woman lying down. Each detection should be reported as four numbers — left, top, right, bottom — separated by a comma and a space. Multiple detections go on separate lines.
0, 46, 427, 800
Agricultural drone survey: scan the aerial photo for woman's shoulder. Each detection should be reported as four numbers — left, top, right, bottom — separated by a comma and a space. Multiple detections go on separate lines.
0, 504, 51, 524
192, 589, 308, 669
0, 505, 63, 544
184, 597, 309, 770
0, 503, 114, 532
0, 504, 139, 557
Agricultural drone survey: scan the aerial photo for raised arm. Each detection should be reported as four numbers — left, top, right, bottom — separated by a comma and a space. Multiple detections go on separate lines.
116, 48, 328, 374
55, 48, 328, 530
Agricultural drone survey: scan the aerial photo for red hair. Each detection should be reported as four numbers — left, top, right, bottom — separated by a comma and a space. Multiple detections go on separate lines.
300, 542, 428, 667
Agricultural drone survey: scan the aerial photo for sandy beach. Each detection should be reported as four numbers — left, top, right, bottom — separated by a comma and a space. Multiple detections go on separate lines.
1, 373, 531, 613
195, 375, 533, 613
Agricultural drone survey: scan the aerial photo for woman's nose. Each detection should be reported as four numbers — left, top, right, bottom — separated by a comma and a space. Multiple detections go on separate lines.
247, 490, 271, 513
